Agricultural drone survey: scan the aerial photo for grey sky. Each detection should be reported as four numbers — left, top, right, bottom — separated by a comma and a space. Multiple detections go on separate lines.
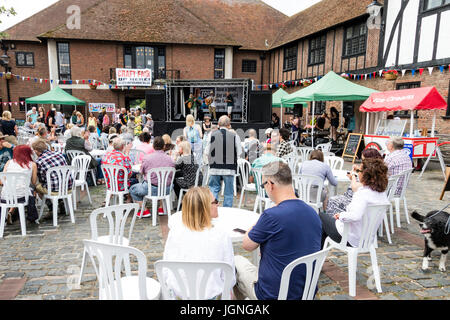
1, 0, 322, 31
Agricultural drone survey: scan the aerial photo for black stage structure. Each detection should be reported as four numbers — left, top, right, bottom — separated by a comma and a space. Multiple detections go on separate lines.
146, 79, 272, 137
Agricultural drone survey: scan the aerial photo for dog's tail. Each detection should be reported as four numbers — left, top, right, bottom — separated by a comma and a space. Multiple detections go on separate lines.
411, 211, 425, 222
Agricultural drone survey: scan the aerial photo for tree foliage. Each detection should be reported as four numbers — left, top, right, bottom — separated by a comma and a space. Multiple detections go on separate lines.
0, 6, 17, 39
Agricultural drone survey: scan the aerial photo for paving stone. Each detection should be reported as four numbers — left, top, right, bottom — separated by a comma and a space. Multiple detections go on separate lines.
416, 289, 448, 298
2, 272, 25, 278
416, 279, 441, 288
395, 292, 420, 300
379, 294, 399, 300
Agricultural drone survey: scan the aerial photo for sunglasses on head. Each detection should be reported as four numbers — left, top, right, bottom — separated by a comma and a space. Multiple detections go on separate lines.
211, 199, 219, 205
261, 180, 273, 188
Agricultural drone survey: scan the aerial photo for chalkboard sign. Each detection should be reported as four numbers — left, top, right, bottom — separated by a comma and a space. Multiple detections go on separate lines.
342, 133, 363, 163
439, 167, 450, 200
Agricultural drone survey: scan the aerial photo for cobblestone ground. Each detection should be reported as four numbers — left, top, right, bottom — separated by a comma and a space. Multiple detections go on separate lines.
0, 162, 449, 300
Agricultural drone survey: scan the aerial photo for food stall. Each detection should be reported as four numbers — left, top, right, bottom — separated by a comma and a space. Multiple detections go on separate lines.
360, 86, 447, 159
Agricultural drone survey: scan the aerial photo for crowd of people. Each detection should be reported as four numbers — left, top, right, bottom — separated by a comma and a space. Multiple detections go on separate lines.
0, 105, 414, 301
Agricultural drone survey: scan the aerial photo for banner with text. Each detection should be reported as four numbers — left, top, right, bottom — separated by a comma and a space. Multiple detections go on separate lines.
89, 103, 116, 113
116, 68, 152, 87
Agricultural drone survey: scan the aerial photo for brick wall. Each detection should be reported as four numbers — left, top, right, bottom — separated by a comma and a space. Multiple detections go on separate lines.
233, 50, 269, 85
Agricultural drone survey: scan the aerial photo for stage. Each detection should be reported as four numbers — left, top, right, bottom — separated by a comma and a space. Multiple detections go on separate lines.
146, 78, 273, 138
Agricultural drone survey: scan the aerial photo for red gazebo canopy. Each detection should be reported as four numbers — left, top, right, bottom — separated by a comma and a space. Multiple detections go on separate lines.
360, 86, 447, 112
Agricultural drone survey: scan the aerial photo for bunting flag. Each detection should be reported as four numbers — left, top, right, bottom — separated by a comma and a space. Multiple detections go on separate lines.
411, 69, 416, 76
428, 67, 433, 75
401, 69, 406, 77
419, 68, 424, 76
440, 66, 444, 73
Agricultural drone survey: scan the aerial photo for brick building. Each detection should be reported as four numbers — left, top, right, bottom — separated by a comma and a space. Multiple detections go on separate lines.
0, 0, 449, 136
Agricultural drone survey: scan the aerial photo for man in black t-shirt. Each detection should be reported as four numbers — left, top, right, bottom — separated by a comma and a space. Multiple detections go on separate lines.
316, 112, 327, 131
225, 91, 234, 119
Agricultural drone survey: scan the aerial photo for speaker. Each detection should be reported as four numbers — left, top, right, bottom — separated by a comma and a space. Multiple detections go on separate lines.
293, 104, 303, 118
145, 90, 165, 121
248, 90, 272, 123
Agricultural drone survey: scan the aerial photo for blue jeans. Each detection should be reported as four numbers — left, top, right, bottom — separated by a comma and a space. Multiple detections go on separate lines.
209, 175, 234, 207
129, 181, 171, 202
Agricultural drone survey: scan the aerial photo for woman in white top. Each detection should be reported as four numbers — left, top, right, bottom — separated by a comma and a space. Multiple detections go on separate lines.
1, 145, 38, 224
319, 158, 389, 248
163, 186, 236, 300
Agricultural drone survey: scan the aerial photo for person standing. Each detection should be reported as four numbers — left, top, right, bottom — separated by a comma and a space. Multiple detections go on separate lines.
234, 161, 322, 300
183, 114, 203, 164
55, 109, 65, 134
0, 111, 18, 145
206, 115, 242, 207
207, 91, 217, 121
329, 107, 339, 143
225, 91, 234, 119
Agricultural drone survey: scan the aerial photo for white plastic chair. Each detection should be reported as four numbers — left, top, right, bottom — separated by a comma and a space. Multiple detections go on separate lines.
129, 149, 146, 165
101, 164, 130, 207
315, 142, 332, 152
297, 147, 314, 163
66, 149, 97, 186
377, 176, 401, 244
293, 174, 324, 213
389, 168, 413, 230
38, 166, 75, 227
142, 167, 176, 226
176, 165, 203, 212
0, 172, 31, 238
51, 143, 64, 153
99, 136, 109, 150
78, 203, 139, 285
282, 152, 300, 175
237, 159, 257, 208
71, 155, 93, 210
278, 248, 331, 300
83, 239, 161, 300
252, 168, 273, 213
154, 260, 234, 300
324, 203, 390, 297
324, 156, 344, 171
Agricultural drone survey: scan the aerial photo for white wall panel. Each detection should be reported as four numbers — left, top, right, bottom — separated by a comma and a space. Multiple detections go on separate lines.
418, 15, 437, 62
398, 0, 420, 65
436, 10, 450, 60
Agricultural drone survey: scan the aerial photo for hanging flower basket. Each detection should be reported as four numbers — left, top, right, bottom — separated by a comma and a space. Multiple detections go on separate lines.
302, 81, 311, 87
5, 72, 12, 80
89, 83, 98, 90
109, 79, 116, 85
383, 70, 398, 81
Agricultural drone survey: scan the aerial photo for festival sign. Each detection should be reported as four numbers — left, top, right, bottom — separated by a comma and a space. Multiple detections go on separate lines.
116, 68, 152, 87
89, 103, 115, 113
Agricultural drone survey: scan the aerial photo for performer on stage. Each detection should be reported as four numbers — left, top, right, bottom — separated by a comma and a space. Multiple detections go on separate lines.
225, 91, 234, 119
206, 91, 217, 121
185, 93, 201, 120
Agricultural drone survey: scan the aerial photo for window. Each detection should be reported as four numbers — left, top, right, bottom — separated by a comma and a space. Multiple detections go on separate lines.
308, 35, 326, 65
343, 22, 367, 57
283, 45, 297, 71
15, 52, 34, 67
309, 101, 326, 115
424, 0, 450, 10
57, 42, 71, 81
123, 45, 166, 79
214, 49, 225, 79
242, 60, 257, 73
394, 82, 421, 117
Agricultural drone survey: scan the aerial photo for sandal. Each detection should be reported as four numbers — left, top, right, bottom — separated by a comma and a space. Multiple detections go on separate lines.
6, 212, 12, 225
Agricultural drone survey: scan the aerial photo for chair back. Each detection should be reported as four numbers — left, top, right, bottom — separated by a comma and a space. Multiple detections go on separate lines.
45, 166, 75, 196
324, 156, 344, 171
89, 204, 140, 245
101, 164, 129, 193
316, 142, 332, 152
290, 131, 299, 143
386, 175, 400, 201
66, 150, 85, 164
146, 167, 176, 198
237, 158, 252, 187
293, 174, 324, 211
89, 135, 100, 150
72, 155, 91, 181
200, 164, 210, 187
193, 164, 204, 187
154, 260, 234, 300
0, 172, 31, 205
297, 147, 314, 163
282, 152, 299, 175
391, 168, 413, 198
252, 168, 269, 200
83, 240, 148, 300
100, 136, 109, 150
354, 204, 390, 251
129, 149, 146, 165
278, 248, 331, 300
51, 143, 64, 153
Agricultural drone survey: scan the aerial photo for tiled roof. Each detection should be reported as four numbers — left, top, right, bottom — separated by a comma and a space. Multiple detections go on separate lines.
270, 0, 383, 49
2, 0, 96, 42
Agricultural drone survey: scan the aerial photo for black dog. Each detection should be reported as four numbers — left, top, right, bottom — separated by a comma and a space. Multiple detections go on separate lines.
411, 210, 449, 272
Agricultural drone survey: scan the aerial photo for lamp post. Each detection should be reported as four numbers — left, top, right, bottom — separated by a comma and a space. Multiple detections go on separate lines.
0, 41, 11, 112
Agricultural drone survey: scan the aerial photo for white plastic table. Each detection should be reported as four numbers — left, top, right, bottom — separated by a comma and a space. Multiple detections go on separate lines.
328, 169, 351, 197
169, 207, 261, 265
90, 149, 107, 157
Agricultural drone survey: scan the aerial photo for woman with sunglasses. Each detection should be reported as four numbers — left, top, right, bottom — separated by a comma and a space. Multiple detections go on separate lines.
163, 187, 235, 300
319, 158, 389, 248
